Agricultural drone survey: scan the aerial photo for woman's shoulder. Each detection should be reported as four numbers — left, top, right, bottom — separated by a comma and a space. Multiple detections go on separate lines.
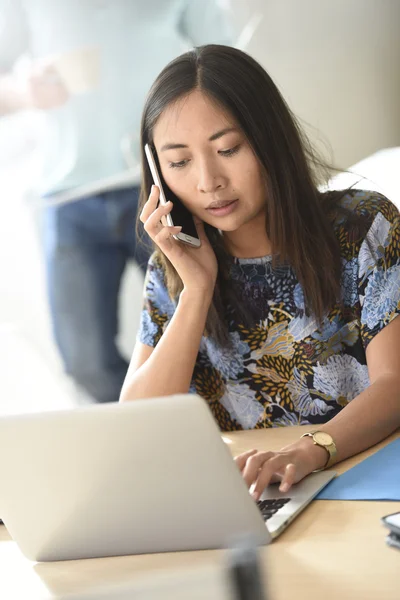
143, 251, 169, 296
327, 189, 399, 257
143, 251, 177, 315
145, 251, 167, 280
333, 188, 399, 228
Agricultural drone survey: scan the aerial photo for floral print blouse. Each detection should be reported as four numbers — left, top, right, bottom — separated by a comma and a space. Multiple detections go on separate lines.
137, 190, 400, 431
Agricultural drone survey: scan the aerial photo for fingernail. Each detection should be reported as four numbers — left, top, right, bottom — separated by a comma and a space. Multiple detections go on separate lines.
251, 491, 259, 501
280, 483, 289, 493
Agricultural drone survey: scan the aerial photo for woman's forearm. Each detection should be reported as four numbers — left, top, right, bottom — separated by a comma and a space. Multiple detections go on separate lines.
120, 289, 212, 401
316, 373, 400, 466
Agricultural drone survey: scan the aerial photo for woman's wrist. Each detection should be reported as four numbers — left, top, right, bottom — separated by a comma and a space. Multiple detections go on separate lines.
176, 288, 214, 330
300, 437, 330, 471
284, 437, 329, 473
180, 286, 214, 307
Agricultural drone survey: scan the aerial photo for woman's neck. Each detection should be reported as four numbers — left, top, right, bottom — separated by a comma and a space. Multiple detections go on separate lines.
223, 219, 272, 259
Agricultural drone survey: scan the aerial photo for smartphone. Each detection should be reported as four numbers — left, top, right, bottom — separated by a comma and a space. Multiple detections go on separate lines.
144, 143, 201, 248
382, 511, 400, 536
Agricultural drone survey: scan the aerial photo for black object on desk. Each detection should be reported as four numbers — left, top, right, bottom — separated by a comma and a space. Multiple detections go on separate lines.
386, 532, 400, 551
227, 536, 268, 600
382, 510, 400, 551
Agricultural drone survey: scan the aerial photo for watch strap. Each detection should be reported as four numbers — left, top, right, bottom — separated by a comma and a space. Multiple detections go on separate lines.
301, 431, 337, 472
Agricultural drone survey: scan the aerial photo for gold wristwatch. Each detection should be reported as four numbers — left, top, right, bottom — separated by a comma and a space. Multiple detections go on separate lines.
301, 431, 337, 471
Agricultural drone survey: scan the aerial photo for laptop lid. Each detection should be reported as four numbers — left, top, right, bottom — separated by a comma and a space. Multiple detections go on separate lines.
0, 394, 270, 561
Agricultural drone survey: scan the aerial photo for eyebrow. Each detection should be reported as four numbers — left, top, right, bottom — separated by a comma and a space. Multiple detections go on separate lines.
160, 127, 238, 152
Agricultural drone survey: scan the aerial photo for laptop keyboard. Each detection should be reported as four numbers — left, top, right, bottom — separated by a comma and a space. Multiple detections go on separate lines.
256, 498, 291, 521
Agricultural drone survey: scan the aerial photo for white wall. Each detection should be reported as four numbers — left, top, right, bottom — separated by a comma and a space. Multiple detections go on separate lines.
230, 0, 400, 167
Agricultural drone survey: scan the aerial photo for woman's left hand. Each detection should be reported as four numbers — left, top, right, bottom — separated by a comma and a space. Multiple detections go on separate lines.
234, 438, 329, 500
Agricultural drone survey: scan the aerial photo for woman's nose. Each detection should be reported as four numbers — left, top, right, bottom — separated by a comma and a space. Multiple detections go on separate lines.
197, 161, 227, 194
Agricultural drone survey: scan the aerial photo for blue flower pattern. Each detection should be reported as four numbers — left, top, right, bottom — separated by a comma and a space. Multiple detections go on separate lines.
361, 265, 400, 329
138, 191, 400, 430
138, 310, 159, 346
202, 332, 250, 380
341, 257, 359, 306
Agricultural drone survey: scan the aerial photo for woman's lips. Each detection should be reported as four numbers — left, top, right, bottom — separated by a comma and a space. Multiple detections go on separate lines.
206, 199, 238, 217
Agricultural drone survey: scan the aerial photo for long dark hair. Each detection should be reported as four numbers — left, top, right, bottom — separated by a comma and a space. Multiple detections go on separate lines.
139, 44, 351, 345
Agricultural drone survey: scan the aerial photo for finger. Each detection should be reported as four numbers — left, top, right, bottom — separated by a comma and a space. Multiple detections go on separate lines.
154, 225, 182, 252
141, 187, 167, 226
140, 185, 160, 223
192, 217, 207, 243
241, 451, 275, 489
251, 455, 290, 501
234, 449, 258, 472
279, 463, 296, 493
143, 202, 173, 237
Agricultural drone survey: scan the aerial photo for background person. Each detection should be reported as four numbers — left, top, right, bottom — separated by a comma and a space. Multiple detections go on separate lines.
0, 0, 234, 404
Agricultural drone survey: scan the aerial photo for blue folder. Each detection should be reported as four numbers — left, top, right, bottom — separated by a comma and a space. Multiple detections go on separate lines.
317, 437, 400, 501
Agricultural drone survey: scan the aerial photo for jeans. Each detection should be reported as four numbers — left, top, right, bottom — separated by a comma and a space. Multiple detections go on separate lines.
43, 187, 151, 403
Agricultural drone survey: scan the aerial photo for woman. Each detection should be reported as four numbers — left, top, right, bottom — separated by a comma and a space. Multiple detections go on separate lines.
120, 45, 400, 498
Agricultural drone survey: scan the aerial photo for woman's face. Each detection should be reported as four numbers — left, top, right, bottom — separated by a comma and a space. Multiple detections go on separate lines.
152, 91, 267, 236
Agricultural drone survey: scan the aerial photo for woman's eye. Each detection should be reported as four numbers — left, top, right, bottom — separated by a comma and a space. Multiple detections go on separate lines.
168, 145, 241, 168
168, 159, 189, 169
219, 144, 241, 157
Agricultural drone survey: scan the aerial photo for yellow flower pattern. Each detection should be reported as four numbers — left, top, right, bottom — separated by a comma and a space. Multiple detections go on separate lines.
139, 191, 400, 431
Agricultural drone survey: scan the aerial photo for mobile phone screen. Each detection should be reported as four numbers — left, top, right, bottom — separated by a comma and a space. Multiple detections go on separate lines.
153, 153, 199, 240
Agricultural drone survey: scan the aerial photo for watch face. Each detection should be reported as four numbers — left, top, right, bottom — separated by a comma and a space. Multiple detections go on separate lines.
314, 432, 333, 446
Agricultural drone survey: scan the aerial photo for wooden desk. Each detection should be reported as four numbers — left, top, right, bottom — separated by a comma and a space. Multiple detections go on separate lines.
1, 426, 398, 600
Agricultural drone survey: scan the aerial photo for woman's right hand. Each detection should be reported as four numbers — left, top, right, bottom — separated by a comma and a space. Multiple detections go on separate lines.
140, 186, 218, 296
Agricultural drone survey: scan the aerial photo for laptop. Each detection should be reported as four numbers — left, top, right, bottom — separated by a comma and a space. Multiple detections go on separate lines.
0, 394, 335, 561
